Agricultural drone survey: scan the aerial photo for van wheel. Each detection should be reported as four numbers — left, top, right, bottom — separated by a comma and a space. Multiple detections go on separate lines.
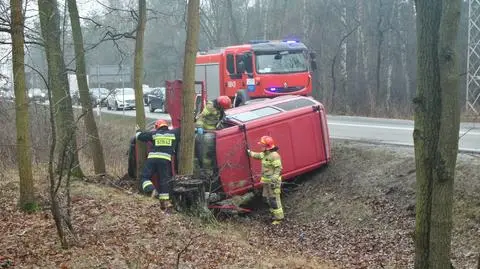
233, 89, 249, 107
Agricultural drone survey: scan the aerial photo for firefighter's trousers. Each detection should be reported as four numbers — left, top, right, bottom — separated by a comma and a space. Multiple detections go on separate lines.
262, 183, 284, 221
141, 158, 173, 201
195, 132, 216, 170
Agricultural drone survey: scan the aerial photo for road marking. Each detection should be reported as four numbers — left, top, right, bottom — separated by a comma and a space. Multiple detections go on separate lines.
329, 122, 413, 131
330, 136, 480, 154
329, 122, 480, 136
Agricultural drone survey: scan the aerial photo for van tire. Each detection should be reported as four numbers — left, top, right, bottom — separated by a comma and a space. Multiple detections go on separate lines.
234, 89, 249, 107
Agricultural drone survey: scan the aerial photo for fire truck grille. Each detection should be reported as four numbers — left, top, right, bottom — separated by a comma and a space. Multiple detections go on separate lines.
265, 86, 304, 93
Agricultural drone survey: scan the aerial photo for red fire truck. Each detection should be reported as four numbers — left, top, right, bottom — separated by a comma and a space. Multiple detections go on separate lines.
195, 40, 317, 106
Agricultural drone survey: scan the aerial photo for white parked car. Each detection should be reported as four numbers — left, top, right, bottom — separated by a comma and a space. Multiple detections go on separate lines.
107, 88, 136, 110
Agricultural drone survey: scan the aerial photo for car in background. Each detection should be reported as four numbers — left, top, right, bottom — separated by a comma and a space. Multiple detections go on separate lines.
28, 88, 47, 103
90, 88, 110, 107
147, 87, 165, 112
0, 89, 13, 100
107, 88, 136, 110
143, 86, 154, 105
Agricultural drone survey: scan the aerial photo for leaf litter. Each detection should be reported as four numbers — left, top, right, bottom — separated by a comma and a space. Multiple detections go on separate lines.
1, 141, 479, 268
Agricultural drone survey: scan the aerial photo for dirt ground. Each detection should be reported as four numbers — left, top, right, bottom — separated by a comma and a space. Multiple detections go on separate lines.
1, 140, 479, 268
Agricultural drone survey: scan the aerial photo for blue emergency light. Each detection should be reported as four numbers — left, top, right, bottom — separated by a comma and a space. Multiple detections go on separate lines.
282, 39, 300, 43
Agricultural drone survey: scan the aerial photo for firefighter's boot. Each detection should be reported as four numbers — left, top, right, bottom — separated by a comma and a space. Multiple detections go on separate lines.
160, 200, 173, 213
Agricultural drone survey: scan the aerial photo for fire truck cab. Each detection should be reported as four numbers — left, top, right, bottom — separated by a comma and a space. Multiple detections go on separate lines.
195, 40, 317, 107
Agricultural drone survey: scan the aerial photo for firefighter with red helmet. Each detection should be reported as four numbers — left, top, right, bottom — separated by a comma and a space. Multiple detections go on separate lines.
136, 119, 180, 211
195, 96, 232, 169
195, 95, 232, 132
247, 135, 284, 225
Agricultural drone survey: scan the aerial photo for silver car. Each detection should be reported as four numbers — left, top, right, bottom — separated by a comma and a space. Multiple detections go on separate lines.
107, 88, 136, 110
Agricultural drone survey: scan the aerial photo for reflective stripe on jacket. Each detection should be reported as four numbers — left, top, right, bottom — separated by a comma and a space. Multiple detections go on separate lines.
147, 152, 172, 160
250, 150, 283, 184
136, 128, 180, 161
196, 101, 221, 130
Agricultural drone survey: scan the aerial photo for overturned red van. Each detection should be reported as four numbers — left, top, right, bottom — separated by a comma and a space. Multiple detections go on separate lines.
129, 82, 331, 207
209, 94, 331, 197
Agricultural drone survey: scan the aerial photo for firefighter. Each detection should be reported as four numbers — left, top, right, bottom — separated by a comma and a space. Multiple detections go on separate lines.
247, 135, 284, 225
195, 95, 232, 132
136, 119, 180, 211
195, 95, 232, 169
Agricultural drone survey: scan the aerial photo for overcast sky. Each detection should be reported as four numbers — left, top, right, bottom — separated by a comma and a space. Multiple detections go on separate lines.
0, 0, 106, 84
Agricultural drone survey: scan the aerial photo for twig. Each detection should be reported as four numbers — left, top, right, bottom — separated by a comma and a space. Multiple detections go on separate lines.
176, 234, 203, 269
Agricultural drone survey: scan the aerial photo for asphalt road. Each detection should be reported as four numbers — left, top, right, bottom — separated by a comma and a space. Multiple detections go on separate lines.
94, 105, 480, 153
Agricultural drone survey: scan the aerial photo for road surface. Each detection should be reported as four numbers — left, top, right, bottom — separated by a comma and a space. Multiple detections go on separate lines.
93, 105, 480, 153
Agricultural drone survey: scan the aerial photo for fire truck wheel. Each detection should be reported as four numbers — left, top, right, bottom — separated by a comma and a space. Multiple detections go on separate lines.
233, 89, 249, 107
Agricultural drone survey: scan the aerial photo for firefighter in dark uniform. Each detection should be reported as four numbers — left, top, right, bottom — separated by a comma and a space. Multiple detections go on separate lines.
247, 136, 284, 225
136, 119, 180, 210
195, 95, 232, 169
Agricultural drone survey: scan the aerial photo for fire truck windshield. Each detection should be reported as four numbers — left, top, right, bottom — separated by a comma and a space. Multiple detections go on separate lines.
255, 51, 308, 74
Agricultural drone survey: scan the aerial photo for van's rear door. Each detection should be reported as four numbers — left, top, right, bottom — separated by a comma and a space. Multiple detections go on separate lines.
214, 126, 254, 196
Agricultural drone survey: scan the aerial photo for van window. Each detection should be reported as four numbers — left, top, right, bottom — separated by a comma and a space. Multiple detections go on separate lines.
275, 98, 316, 111
229, 107, 281, 122
226, 54, 235, 74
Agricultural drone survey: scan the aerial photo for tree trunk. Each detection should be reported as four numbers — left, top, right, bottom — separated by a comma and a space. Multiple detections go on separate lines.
263, 0, 269, 40
171, 177, 208, 216
38, 0, 83, 178
375, 32, 383, 113
386, 26, 393, 114
358, 0, 373, 115
302, 0, 309, 40
67, 0, 106, 175
339, 4, 348, 113
133, 0, 147, 181
226, 0, 240, 44
11, 0, 36, 211
413, 0, 462, 268
399, 3, 412, 111
178, 0, 200, 176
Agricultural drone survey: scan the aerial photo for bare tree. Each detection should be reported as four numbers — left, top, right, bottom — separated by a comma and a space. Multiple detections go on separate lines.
38, 0, 84, 178
413, 0, 462, 268
178, 0, 200, 175
10, 0, 36, 211
133, 0, 147, 181
67, 0, 106, 175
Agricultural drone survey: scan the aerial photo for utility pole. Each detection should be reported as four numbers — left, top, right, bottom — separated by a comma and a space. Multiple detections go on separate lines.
466, 0, 480, 115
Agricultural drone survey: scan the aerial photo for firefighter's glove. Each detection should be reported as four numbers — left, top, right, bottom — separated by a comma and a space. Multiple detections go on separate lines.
260, 177, 272, 184
196, 127, 204, 135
